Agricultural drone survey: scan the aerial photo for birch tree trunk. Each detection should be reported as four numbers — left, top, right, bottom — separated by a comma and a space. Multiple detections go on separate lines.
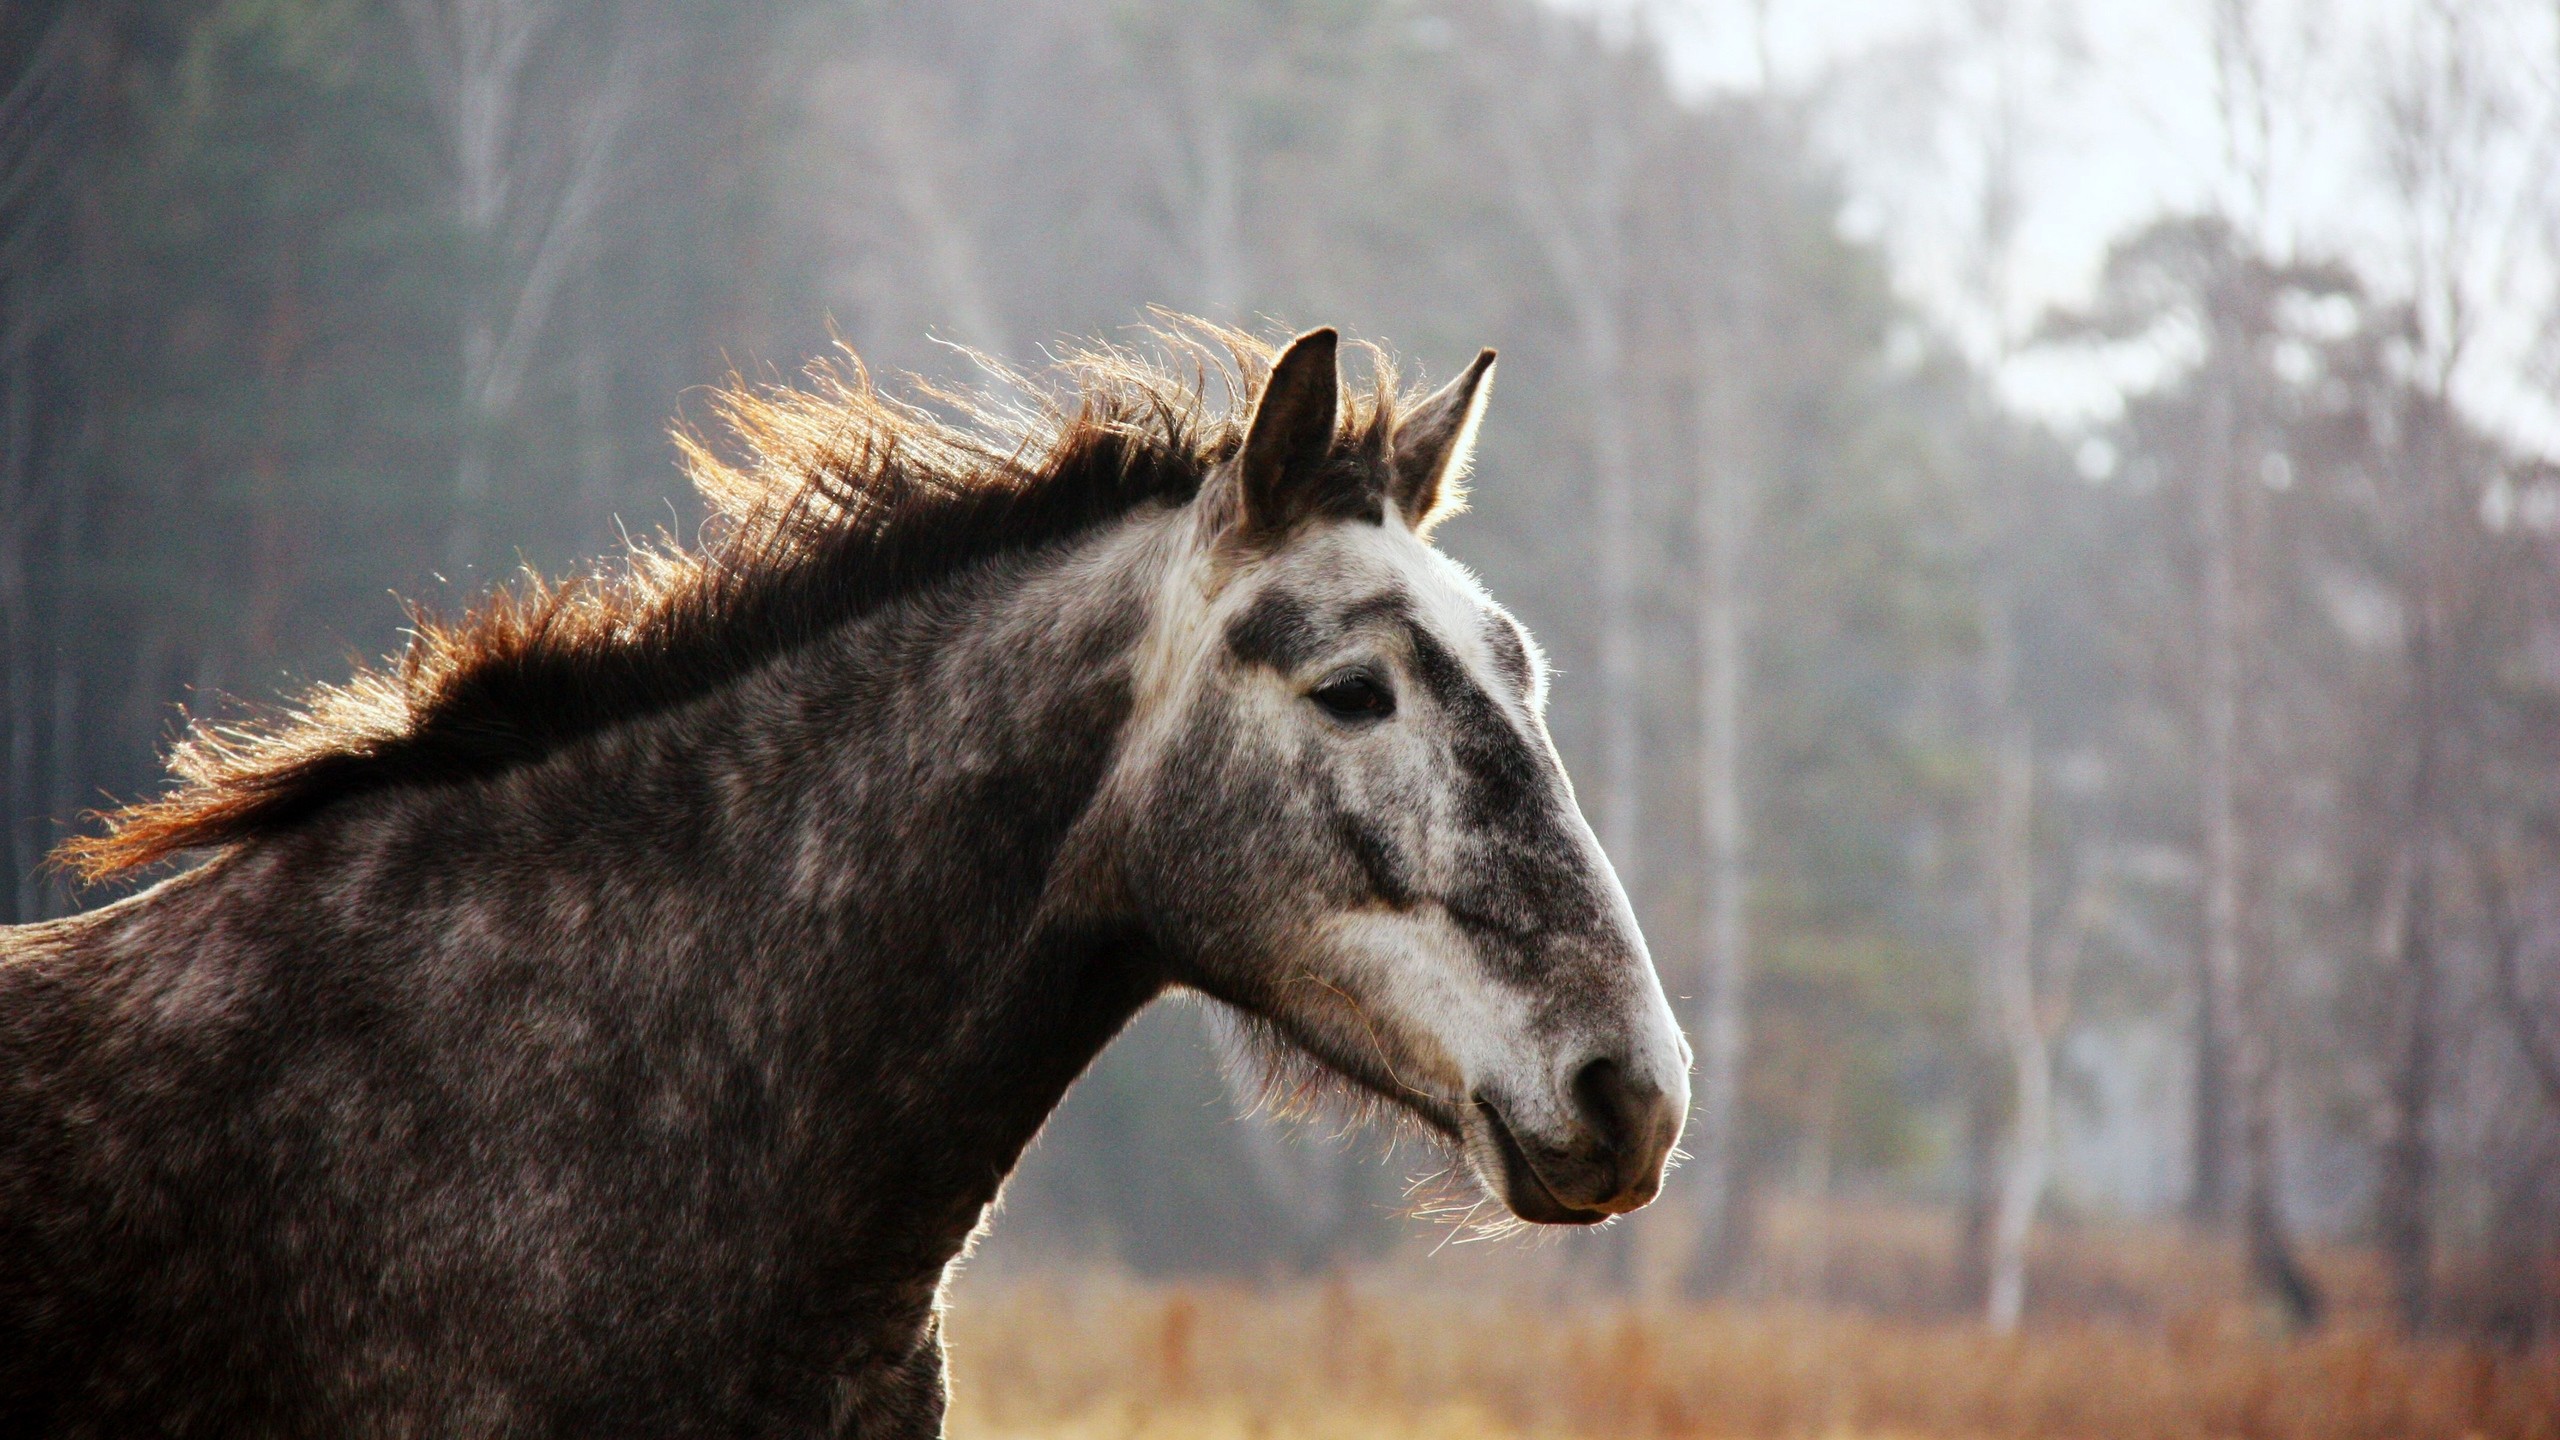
1669, 0, 1777, 1300
2196, 348, 2320, 1327
2378, 396, 2457, 1334
2186, 917, 2231, 1220
2358, 0, 2547, 1330
2377, 819, 2438, 1332
1470, 16, 1647, 1285
1976, 605, 2040, 1330
2482, 849, 2560, 1109
1579, 248, 1639, 883
2195, 374, 2247, 1244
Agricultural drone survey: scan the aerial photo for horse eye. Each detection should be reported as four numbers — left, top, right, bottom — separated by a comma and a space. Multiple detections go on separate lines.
1310, 669, 1395, 722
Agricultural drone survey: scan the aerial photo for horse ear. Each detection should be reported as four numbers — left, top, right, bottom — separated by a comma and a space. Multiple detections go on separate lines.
1236, 328, 1344, 543
1389, 349, 1495, 536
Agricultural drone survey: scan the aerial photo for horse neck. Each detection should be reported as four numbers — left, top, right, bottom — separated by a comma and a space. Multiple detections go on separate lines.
697, 519, 1175, 1223
758, 524, 1174, 1147
263, 513, 1175, 1275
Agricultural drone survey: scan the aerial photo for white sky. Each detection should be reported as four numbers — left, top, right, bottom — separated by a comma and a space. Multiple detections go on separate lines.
1609, 0, 2560, 457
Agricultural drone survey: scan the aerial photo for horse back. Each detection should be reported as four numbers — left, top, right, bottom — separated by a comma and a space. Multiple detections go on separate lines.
0, 865, 307, 1431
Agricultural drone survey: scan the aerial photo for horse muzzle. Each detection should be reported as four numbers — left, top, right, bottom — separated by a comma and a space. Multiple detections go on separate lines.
1469, 1054, 1685, 1225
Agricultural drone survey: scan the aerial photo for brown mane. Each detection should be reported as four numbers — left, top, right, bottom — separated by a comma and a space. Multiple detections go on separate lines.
60, 323, 1412, 880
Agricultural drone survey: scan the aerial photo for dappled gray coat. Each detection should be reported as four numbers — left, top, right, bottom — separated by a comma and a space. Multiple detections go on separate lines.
0, 326, 1687, 1437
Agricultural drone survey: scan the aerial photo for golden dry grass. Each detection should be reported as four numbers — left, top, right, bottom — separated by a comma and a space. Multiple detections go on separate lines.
945, 1269, 2560, 1440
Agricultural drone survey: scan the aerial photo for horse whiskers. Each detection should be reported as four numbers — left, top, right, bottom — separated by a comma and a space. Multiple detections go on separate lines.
1197, 997, 1449, 1155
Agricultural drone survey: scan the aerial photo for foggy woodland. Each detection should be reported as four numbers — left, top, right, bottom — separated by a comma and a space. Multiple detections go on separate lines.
5, 0, 2559, 1349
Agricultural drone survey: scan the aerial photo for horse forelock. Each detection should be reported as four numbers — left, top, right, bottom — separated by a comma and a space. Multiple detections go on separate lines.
61, 320, 1432, 880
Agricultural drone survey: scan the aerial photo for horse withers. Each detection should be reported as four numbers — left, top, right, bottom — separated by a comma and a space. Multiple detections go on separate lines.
0, 326, 1689, 1436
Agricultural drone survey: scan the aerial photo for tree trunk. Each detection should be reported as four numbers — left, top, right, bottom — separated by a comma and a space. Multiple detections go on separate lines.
1479, 28, 1642, 1284
1972, 578, 2069, 1333
42, 362, 81, 913
244, 281, 303, 657
1637, 297, 1756, 1299
402, 0, 640, 572
1981, 701, 2042, 1332
2187, 927, 2230, 1221
2377, 826, 2436, 1333
854, 58, 1016, 353
1577, 279, 1639, 878
2378, 411, 2451, 1335
1685, 345, 1752, 1293
1955, 1054, 1999, 1309
1174, 32, 1246, 317
447, 312, 499, 572
2197, 365, 2320, 1327
0, 5, 91, 923
2483, 849, 2560, 1110
572, 273, 620, 526
1956, 532, 2021, 1321
2195, 376, 2247, 1243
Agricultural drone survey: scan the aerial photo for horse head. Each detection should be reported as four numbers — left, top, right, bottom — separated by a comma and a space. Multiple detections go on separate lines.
1103, 329, 1690, 1225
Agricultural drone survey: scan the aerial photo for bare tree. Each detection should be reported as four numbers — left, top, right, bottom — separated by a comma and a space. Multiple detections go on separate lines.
2196, 284, 2325, 1326
1974, 609, 2039, 1328
1117, 2, 1381, 1256
397, 0, 647, 571
1986, 834, 2108, 1330
2193, 0, 2326, 1329
1676, 209, 1757, 1296
2358, 0, 2554, 1331
1645, 0, 1775, 1299
1924, 0, 2093, 1327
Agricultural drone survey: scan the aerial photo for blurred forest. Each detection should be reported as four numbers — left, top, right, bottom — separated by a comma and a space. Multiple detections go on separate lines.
5, 0, 2560, 1350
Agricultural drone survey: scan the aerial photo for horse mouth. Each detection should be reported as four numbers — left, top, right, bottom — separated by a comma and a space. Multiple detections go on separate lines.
1474, 1097, 1612, 1227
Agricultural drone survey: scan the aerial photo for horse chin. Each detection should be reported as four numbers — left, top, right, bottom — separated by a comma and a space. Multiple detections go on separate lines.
1208, 999, 1619, 1230
1199, 995, 1464, 1145
1466, 1102, 1614, 1227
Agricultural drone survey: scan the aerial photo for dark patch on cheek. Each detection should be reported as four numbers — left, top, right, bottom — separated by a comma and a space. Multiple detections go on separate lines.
1225, 588, 1324, 673
1330, 803, 1418, 910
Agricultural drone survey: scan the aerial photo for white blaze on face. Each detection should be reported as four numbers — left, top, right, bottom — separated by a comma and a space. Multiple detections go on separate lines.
1303, 908, 1527, 1101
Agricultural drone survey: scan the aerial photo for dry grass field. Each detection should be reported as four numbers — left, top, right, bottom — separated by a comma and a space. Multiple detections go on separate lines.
946, 1207, 2560, 1440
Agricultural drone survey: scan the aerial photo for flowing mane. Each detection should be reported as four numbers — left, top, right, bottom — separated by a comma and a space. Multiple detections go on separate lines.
61, 324, 1415, 880
5, 323, 1683, 1435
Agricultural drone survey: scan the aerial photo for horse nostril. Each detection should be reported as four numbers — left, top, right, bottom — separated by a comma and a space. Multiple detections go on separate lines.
1569, 1055, 1639, 1156
1567, 1055, 1676, 1210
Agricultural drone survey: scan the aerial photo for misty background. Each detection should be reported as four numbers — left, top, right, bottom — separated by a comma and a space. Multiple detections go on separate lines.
4, 0, 2558, 1341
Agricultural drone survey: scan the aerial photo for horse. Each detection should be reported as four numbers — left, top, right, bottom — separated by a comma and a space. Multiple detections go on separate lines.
0, 324, 1688, 1437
